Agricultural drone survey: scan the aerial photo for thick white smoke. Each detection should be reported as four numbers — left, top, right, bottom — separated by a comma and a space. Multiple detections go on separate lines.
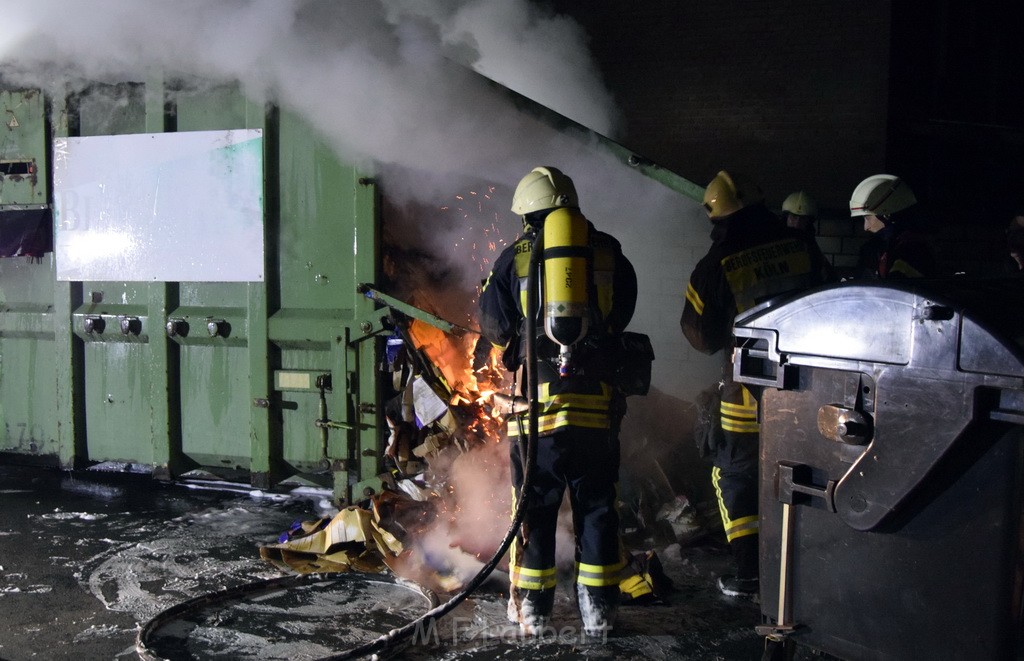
1, 0, 654, 288
0, 0, 619, 182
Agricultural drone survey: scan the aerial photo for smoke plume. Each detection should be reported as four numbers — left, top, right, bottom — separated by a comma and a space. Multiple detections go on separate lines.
1, 0, 618, 183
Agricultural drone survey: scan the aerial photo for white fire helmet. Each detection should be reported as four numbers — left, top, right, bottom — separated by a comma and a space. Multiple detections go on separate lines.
782, 191, 818, 217
849, 174, 916, 218
511, 166, 579, 215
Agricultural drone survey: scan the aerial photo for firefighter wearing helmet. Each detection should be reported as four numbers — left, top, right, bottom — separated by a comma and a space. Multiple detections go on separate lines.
477, 166, 639, 636
781, 190, 819, 234
849, 174, 936, 278
682, 170, 830, 598
782, 190, 836, 280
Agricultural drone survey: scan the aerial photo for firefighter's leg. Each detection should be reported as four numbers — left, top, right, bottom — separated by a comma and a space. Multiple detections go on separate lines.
508, 435, 564, 633
566, 428, 623, 635
605, 394, 654, 604
713, 383, 760, 596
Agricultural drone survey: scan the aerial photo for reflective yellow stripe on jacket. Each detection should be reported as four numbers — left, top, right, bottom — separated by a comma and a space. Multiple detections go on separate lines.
507, 382, 612, 437
685, 281, 705, 315
720, 387, 758, 434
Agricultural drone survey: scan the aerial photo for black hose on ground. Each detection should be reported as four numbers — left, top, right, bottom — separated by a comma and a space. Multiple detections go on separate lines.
136, 234, 544, 661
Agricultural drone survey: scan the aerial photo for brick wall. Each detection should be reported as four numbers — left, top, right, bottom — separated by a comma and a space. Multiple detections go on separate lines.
553, 0, 893, 213
816, 215, 867, 277
555, 1, 1017, 280
812, 212, 1012, 279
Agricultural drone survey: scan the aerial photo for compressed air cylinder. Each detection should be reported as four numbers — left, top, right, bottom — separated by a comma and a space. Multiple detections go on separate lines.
542, 208, 590, 347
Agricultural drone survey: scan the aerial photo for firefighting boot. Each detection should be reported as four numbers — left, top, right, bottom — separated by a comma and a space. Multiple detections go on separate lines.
717, 533, 759, 598
577, 583, 618, 637
507, 587, 553, 635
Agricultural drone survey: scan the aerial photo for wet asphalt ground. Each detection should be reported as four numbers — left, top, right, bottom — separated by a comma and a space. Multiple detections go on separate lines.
0, 463, 769, 661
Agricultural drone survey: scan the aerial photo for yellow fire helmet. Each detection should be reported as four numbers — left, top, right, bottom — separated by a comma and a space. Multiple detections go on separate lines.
703, 170, 764, 219
511, 166, 579, 216
849, 174, 916, 218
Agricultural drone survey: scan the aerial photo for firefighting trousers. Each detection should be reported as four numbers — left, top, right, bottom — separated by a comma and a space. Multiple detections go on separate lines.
508, 426, 622, 616
711, 381, 759, 574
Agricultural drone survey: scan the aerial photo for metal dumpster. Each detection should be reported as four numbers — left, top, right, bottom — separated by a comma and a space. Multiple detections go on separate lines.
733, 278, 1024, 660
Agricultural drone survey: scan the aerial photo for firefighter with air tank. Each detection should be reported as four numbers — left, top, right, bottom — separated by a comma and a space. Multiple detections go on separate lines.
477, 166, 639, 637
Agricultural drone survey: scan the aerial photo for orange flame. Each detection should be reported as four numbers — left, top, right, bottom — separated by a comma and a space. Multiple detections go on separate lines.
405, 319, 507, 446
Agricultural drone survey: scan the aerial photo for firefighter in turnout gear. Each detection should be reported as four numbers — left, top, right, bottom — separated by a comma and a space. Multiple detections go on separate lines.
681, 170, 829, 598
781, 190, 836, 281
478, 166, 638, 636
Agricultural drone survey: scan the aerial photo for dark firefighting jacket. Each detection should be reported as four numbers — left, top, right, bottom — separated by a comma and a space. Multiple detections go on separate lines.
681, 204, 828, 355
478, 210, 637, 437
858, 224, 936, 279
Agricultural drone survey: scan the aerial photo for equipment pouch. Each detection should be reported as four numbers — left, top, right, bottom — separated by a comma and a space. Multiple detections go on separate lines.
613, 332, 654, 396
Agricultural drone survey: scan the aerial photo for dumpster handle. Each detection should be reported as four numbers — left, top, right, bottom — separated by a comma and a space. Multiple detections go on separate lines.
733, 329, 788, 389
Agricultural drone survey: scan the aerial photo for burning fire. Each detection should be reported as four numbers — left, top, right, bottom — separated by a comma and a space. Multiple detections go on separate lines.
263, 185, 522, 591
368, 186, 519, 585
406, 318, 507, 445
401, 183, 515, 440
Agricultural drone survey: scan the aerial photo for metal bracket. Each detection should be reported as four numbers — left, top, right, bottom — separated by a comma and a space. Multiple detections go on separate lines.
314, 418, 355, 431
778, 461, 837, 513
356, 283, 474, 337
755, 624, 799, 637
349, 307, 394, 344
733, 328, 788, 389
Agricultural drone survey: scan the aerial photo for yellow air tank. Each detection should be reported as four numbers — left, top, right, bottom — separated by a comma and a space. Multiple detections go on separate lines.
542, 207, 590, 352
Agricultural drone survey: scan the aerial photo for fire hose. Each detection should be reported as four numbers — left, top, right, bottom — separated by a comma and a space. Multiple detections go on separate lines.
136, 235, 544, 660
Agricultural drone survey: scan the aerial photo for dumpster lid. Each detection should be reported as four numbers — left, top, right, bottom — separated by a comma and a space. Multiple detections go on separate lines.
734, 278, 1024, 376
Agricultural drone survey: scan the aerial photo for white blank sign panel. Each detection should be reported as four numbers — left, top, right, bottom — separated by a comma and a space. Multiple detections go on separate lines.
53, 129, 264, 282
